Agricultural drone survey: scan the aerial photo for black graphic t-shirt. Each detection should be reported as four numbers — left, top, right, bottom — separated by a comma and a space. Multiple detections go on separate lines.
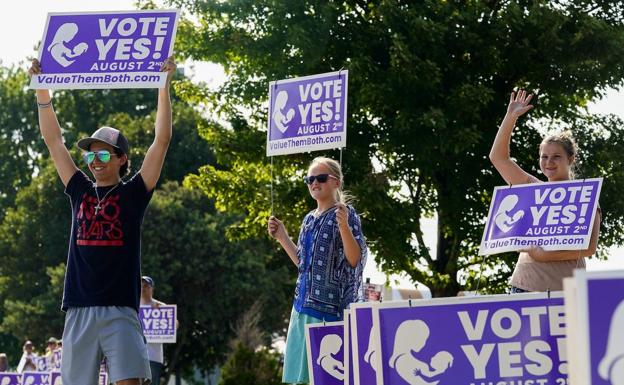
62, 170, 153, 311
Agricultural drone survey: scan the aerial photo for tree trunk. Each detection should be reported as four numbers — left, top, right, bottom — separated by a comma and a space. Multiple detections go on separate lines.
432, 176, 462, 297
163, 331, 186, 385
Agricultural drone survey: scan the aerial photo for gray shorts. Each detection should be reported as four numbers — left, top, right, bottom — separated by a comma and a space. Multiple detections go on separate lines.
61, 306, 151, 385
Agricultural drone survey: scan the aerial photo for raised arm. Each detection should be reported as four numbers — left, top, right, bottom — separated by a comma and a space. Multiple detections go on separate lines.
489, 90, 536, 185
140, 57, 176, 191
29, 59, 78, 186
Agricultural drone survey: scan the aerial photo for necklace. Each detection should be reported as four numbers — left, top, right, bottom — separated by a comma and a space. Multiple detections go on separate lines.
93, 182, 120, 215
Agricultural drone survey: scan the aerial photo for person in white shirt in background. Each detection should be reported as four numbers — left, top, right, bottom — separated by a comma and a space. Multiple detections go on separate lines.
141, 276, 178, 385
17, 340, 37, 373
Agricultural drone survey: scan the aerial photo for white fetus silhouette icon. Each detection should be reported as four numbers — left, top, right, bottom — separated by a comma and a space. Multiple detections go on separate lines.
317, 334, 345, 380
598, 299, 624, 384
272, 90, 295, 133
389, 320, 454, 385
494, 194, 524, 233
47, 23, 89, 67
364, 326, 379, 373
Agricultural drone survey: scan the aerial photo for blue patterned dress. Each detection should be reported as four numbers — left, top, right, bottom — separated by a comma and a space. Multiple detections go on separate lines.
282, 205, 367, 384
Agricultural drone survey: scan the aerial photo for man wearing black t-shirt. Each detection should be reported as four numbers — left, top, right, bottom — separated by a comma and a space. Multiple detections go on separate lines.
29, 57, 176, 385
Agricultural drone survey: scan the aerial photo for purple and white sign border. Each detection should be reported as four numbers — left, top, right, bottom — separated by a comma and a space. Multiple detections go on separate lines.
349, 302, 379, 385
567, 269, 624, 385
305, 320, 345, 385
266, 70, 348, 156
479, 178, 602, 255
30, 9, 180, 90
344, 309, 353, 385
140, 304, 177, 343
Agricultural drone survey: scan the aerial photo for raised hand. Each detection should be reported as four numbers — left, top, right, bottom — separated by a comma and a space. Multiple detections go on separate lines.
160, 56, 177, 86
28, 58, 42, 77
506, 90, 534, 118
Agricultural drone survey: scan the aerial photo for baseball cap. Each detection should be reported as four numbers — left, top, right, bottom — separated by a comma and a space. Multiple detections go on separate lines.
77, 126, 130, 154
141, 276, 154, 287
47, 337, 58, 344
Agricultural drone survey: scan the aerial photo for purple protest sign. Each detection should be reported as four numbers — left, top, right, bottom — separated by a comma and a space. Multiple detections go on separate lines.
52, 350, 62, 370
22, 372, 51, 385
479, 178, 602, 255
30, 10, 179, 89
50, 371, 62, 385
99, 371, 108, 385
568, 270, 624, 385
350, 304, 378, 385
140, 304, 177, 343
99, 359, 108, 385
344, 310, 355, 385
35, 356, 48, 372
0, 373, 21, 385
306, 321, 345, 385
267, 70, 348, 156
372, 293, 568, 385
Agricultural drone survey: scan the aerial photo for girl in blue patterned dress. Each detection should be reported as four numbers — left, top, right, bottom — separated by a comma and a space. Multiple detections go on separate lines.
268, 157, 368, 384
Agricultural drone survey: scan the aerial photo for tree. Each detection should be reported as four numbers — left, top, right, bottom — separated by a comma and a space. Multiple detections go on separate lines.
218, 301, 282, 385
139, 182, 292, 382
171, 0, 624, 295
0, 66, 44, 217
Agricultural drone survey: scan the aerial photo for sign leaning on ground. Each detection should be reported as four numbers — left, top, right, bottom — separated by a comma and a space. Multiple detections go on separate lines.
479, 178, 602, 255
350, 303, 379, 385
267, 70, 348, 156
305, 321, 345, 385
139, 304, 177, 343
30, 9, 180, 89
371, 293, 569, 385
344, 310, 355, 385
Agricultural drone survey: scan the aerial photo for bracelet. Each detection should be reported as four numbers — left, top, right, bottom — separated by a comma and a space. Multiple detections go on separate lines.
37, 100, 52, 108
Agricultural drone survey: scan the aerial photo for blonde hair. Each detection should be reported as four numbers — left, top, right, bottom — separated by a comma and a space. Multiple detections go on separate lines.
309, 156, 354, 205
541, 131, 579, 179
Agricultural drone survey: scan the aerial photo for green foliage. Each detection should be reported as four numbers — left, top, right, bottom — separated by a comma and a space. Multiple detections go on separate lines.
170, 0, 624, 296
218, 301, 282, 385
142, 182, 292, 376
0, 163, 69, 352
218, 344, 282, 385
0, 66, 42, 216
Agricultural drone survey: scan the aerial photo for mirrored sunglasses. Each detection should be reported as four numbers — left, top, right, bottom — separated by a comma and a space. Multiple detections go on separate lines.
83, 150, 115, 164
303, 174, 337, 185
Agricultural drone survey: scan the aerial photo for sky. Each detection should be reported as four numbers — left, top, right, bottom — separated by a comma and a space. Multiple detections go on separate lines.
2, 1, 623, 290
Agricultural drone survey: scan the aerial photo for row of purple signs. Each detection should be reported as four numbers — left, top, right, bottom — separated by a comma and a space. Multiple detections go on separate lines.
0, 371, 107, 385
29, 11, 347, 155
305, 290, 621, 385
